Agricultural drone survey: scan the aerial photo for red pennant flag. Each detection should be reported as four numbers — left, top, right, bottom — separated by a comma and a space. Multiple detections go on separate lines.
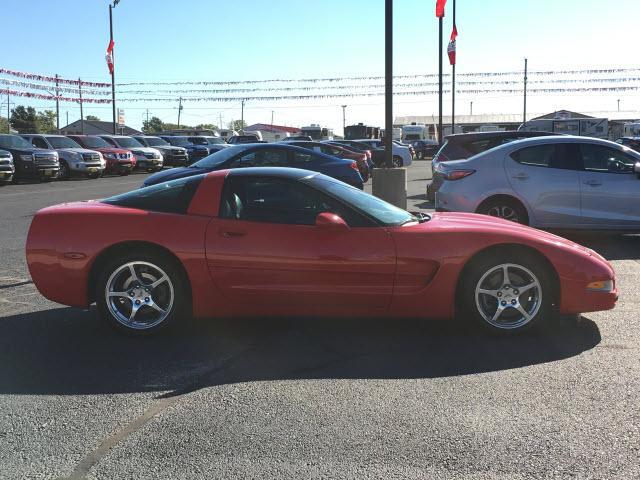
436, 0, 447, 17
105, 40, 114, 75
448, 25, 458, 65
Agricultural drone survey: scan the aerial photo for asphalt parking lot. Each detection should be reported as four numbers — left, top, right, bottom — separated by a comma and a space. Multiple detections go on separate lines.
1, 164, 639, 479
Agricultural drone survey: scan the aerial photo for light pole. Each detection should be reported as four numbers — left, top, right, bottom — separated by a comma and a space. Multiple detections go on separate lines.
470, 101, 473, 115
523, 58, 528, 124
109, 0, 121, 134
240, 99, 245, 134
384, 0, 393, 167
617, 99, 620, 112
177, 97, 183, 128
341, 105, 347, 135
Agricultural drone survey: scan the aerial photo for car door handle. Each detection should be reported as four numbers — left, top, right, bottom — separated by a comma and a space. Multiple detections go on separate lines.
583, 180, 603, 187
219, 230, 247, 238
512, 173, 529, 180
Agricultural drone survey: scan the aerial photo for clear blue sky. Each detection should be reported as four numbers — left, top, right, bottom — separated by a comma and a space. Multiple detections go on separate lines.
3, 0, 639, 131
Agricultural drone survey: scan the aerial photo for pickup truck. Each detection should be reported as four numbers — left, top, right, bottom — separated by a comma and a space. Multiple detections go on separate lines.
0, 149, 15, 184
22, 134, 104, 180
0, 134, 59, 182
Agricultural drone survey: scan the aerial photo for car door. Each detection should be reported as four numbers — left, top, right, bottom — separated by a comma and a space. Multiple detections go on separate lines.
577, 143, 640, 228
505, 142, 582, 227
205, 176, 396, 314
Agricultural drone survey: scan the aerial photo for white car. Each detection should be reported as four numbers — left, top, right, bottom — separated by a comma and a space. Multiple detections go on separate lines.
99, 135, 164, 172
436, 135, 640, 230
354, 139, 412, 167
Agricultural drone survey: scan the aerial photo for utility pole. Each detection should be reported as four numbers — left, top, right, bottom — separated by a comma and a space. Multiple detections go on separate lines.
384, 0, 393, 168
55, 74, 60, 133
219, 113, 223, 131
470, 101, 473, 115
523, 58, 528, 124
177, 97, 183, 128
240, 99, 245, 134
451, 0, 456, 134
617, 99, 620, 111
271, 110, 274, 126
342, 105, 347, 134
6, 91, 9, 133
109, 2, 118, 134
146, 108, 150, 124
437, 4, 444, 144
66, 111, 69, 128
78, 78, 84, 135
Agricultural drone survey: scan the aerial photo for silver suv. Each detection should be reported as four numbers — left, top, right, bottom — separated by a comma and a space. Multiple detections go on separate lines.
0, 149, 14, 185
23, 135, 105, 180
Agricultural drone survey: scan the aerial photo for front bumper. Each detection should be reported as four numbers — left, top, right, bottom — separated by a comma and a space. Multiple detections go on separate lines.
135, 157, 164, 170
70, 164, 105, 175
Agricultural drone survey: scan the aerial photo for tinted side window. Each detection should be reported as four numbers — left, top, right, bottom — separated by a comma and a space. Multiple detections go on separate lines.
219, 177, 370, 226
462, 139, 493, 155
579, 145, 636, 174
237, 149, 288, 167
292, 151, 314, 163
511, 145, 555, 167
32, 137, 49, 149
102, 175, 203, 213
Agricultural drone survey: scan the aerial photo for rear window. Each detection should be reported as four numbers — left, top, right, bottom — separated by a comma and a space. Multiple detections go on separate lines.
102, 175, 203, 213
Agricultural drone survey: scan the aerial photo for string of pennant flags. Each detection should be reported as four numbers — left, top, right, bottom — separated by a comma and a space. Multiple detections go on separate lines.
2, 66, 640, 105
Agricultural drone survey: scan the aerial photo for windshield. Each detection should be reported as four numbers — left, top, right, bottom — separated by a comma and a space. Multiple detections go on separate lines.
113, 137, 143, 148
144, 137, 169, 147
188, 137, 208, 145
47, 137, 81, 149
303, 129, 322, 140
308, 176, 417, 226
164, 137, 191, 146
191, 144, 247, 168
78, 136, 110, 148
0, 135, 32, 149
404, 134, 421, 141
206, 136, 225, 144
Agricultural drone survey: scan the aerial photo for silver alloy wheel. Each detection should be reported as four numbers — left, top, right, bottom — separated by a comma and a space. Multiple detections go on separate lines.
487, 205, 519, 222
474, 263, 542, 330
105, 261, 174, 330
60, 162, 70, 180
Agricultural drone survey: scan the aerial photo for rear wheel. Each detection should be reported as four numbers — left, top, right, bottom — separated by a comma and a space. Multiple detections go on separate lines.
392, 155, 403, 167
478, 197, 528, 225
460, 252, 553, 334
95, 252, 190, 335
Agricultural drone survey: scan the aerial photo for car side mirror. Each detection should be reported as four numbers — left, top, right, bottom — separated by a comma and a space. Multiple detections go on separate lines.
315, 212, 349, 231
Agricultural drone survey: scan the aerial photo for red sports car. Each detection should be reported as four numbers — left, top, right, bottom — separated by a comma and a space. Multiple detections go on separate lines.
26, 167, 617, 335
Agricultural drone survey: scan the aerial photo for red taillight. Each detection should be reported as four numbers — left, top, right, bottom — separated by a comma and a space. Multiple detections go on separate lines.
443, 169, 475, 181
350, 161, 359, 171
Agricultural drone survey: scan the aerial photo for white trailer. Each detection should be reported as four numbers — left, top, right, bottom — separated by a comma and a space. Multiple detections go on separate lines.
623, 122, 640, 137
401, 123, 428, 142
301, 124, 334, 141
519, 118, 608, 139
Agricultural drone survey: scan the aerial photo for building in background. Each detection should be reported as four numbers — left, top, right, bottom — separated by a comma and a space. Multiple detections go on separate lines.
60, 120, 141, 136
244, 123, 301, 142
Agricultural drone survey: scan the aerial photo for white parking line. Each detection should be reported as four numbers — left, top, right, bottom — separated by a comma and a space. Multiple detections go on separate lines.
0, 178, 143, 197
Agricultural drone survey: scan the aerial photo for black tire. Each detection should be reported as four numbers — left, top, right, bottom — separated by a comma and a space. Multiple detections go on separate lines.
392, 155, 403, 167
59, 161, 71, 180
119, 170, 130, 176
95, 250, 191, 336
459, 250, 554, 335
477, 197, 528, 225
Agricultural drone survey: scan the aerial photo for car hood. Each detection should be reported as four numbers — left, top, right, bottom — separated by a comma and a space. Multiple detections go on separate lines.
143, 166, 205, 186
151, 146, 186, 153
425, 212, 600, 257
129, 147, 161, 155
57, 148, 102, 155
91, 147, 131, 155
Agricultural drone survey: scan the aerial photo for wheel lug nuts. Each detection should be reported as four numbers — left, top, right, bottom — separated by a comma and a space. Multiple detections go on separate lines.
497, 292, 502, 297
514, 290, 519, 295
135, 300, 141, 305
511, 300, 517, 305
144, 297, 149, 302
501, 301, 507, 306
129, 292, 134, 297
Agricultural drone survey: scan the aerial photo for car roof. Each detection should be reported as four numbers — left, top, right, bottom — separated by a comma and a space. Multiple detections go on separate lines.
226, 166, 319, 180
484, 135, 624, 152
444, 131, 559, 142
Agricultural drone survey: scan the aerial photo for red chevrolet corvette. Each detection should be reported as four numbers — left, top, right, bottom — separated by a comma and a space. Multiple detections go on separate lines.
26, 167, 617, 335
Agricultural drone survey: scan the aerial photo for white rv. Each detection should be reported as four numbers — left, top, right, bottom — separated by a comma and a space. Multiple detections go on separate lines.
519, 118, 608, 139
401, 123, 428, 142
301, 124, 334, 141
218, 129, 239, 141
623, 122, 640, 137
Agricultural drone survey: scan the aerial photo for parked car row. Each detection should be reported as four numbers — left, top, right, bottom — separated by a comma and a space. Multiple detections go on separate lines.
431, 132, 640, 231
0, 133, 238, 185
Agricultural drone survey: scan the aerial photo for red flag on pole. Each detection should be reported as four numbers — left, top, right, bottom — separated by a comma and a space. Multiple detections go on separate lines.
448, 25, 457, 65
436, 0, 447, 17
105, 40, 114, 75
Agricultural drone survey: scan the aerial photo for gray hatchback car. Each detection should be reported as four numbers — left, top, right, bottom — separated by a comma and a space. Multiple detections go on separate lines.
436, 136, 640, 230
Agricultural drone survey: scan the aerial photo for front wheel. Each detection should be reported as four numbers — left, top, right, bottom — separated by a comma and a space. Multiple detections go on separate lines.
96, 252, 190, 335
392, 155, 403, 167
460, 252, 553, 334
59, 161, 71, 180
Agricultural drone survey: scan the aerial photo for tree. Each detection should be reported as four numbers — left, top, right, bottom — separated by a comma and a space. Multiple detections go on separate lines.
162, 122, 193, 131
0, 117, 9, 133
10, 106, 38, 133
36, 110, 57, 133
86, 115, 100, 121
143, 116, 165, 133
228, 120, 246, 132
195, 123, 218, 131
